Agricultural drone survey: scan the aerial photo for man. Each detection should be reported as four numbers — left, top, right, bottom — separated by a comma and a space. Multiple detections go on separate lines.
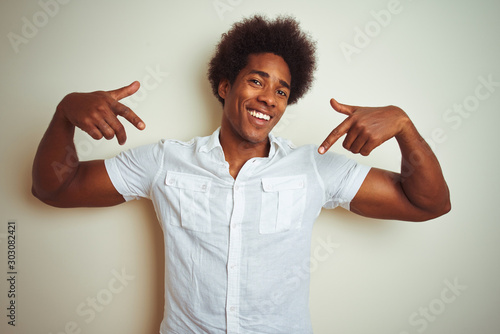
32, 15, 450, 334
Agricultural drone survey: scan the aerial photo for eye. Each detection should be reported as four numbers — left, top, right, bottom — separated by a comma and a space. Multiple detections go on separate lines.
277, 90, 287, 97
250, 79, 261, 86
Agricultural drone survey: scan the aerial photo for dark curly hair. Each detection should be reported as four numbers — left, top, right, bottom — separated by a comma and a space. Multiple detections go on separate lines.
208, 15, 317, 105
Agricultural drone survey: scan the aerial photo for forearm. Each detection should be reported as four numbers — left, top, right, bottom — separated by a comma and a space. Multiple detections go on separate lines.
396, 120, 451, 216
32, 108, 80, 201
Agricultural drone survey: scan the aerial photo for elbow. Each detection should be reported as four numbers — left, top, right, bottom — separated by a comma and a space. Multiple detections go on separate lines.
31, 172, 55, 206
31, 185, 53, 206
31, 184, 47, 203
420, 182, 452, 221
430, 199, 451, 220
415, 195, 451, 222
436, 187, 452, 218
442, 197, 452, 216
31, 185, 67, 208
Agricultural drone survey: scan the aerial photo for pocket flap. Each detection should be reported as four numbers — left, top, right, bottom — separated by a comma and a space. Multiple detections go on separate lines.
165, 171, 211, 192
261, 175, 306, 192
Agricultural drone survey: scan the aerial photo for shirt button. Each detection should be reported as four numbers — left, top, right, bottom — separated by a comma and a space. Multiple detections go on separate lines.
201, 184, 207, 191
229, 306, 236, 312
234, 185, 239, 191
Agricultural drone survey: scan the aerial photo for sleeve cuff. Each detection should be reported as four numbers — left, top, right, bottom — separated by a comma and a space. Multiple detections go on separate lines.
339, 165, 371, 211
104, 158, 139, 202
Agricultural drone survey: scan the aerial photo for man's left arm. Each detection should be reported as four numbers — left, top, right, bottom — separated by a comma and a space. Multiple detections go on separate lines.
319, 98, 451, 222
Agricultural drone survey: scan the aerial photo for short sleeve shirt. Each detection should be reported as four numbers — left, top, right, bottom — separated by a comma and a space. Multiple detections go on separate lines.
105, 128, 370, 334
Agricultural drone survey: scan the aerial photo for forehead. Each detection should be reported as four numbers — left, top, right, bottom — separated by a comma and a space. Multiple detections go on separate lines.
240, 53, 291, 84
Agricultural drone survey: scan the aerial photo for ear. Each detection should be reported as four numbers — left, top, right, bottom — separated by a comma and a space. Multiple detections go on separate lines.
218, 79, 230, 100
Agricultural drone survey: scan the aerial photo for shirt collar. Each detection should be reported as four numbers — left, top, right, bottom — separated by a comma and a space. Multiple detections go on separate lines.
198, 127, 222, 153
198, 127, 288, 158
268, 131, 287, 157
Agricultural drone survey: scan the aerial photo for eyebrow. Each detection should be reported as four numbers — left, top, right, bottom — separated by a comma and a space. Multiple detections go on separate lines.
249, 70, 290, 90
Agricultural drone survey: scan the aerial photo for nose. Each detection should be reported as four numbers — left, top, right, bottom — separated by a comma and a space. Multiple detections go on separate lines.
257, 87, 276, 107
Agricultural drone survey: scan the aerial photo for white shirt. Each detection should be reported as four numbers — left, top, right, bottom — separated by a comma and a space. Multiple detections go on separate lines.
105, 128, 370, 334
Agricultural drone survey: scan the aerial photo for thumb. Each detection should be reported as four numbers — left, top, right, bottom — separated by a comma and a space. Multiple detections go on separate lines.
330, 98, 355, 116
108, 81, 140, 101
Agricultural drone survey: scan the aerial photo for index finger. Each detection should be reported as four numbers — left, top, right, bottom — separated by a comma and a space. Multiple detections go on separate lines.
111, 100, 146, 131
318, 117, 352, 154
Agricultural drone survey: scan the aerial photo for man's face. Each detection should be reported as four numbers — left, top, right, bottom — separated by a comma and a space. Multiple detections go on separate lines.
218, 53, 291, 145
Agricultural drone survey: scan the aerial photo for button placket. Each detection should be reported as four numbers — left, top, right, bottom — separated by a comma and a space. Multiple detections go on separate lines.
226, 181, 245, 333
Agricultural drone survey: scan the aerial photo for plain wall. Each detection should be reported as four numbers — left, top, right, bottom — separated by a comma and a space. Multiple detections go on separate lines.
1, 0, 499, 333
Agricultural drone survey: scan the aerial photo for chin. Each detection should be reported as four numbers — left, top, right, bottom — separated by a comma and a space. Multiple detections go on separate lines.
241, 131, 269, 145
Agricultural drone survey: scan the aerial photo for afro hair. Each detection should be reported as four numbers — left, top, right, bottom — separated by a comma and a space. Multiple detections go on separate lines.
207, 15, 317, 106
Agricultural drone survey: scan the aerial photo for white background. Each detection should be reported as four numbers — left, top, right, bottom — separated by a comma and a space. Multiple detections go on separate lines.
1, 0, 499, 333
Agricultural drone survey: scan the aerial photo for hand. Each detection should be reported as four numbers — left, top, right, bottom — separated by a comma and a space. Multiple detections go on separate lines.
318, 98, 410, 156
56, 81, 145, 145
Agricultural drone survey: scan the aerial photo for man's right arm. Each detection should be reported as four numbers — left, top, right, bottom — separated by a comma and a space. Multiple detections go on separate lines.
31, 82, 145, 208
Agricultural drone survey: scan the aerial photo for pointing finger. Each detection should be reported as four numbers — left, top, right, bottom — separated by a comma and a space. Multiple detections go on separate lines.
318, 117, 352, 154
111, 100, 146, 131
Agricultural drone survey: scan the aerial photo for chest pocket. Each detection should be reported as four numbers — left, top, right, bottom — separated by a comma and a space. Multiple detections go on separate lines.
165, 171, 212, 233
260, 175, 307, 234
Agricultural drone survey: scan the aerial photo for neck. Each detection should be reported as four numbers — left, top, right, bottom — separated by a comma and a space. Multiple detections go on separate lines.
219, 126, 270, 179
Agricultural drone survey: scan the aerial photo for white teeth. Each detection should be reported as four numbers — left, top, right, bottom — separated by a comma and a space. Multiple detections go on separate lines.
248, 109, 270, 121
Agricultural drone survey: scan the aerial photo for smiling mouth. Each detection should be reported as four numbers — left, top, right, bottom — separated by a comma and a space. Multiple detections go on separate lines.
247, 108, 271, 121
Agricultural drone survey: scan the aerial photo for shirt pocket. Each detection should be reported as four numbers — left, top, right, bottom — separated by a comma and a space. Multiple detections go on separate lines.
260, 175, 307, 234
165, 171, 212, 233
